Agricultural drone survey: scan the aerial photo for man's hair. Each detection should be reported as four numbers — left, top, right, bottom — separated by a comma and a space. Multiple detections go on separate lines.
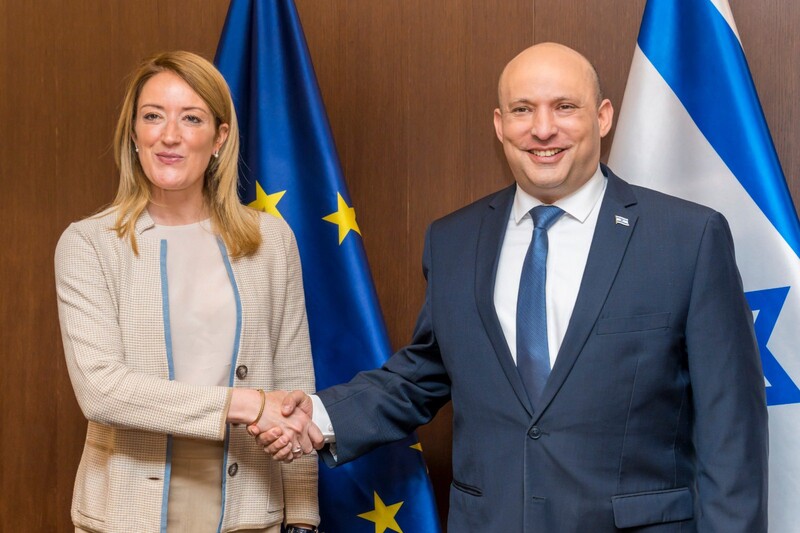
497, 44, 605, 108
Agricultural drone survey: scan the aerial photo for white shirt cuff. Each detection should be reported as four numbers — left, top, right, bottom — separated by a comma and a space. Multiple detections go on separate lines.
310, 394, 336, 443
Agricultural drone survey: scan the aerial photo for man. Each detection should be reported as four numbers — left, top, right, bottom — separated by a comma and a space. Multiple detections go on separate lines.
256, 43, 768, 531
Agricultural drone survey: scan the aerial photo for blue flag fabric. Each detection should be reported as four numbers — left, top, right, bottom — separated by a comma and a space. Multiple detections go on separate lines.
609, 0, 800, 529
215, 1, 441, 531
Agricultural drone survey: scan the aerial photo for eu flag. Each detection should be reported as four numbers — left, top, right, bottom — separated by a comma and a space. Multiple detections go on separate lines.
609, 0, 800, 529
215, 1, 442, 531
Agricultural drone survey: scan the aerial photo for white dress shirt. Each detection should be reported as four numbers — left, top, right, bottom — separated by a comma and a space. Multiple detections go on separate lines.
312, 167, 607, 442
495, 167, 606, 367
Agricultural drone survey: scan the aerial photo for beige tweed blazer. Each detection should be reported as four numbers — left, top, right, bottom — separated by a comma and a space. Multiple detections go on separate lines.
55, 208, 319, 532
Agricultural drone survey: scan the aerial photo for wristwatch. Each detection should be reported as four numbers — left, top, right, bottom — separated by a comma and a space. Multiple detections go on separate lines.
285, 527, 318, 533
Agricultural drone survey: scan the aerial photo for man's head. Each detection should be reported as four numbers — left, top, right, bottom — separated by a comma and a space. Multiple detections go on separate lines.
493, 43, 613, 203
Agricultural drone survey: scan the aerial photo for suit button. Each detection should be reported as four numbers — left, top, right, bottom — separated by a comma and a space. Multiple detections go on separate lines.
236, 365, 248, 379
228, 462, 238, 477
528, 426, 542, 440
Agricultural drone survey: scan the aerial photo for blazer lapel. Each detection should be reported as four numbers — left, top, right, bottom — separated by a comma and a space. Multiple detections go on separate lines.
534, 167, 639, 420
474, 185, 535, 416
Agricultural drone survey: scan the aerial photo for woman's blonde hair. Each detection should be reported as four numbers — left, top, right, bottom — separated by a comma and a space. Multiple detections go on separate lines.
111, 50, 260, 257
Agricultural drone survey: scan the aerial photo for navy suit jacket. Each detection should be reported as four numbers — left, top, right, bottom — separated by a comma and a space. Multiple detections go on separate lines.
317, 166, 768, 532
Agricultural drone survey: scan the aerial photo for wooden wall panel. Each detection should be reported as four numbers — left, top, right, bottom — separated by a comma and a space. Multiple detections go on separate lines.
733, 0, 800, 203
0, 1, 229, 529
2, 0, 798, 530
297, 0, 413, 348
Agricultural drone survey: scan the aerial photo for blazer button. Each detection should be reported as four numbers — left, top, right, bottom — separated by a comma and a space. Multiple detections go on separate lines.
235, 365, 248, 379
228, 462, 238, 477
528, 426, 542, 440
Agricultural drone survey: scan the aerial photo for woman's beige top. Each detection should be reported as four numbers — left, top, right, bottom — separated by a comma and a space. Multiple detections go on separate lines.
56, 208, 319, 533
149, 220, 235, 387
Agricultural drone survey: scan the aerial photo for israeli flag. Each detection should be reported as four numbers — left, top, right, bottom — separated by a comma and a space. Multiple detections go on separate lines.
609, 0, 800, 529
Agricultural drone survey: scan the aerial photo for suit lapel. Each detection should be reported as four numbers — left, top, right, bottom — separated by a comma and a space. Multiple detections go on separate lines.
474, 185, 535, 416
534, 167, 639, 421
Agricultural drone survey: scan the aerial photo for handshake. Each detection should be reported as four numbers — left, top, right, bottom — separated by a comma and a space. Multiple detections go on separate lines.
246, 390, 324, 463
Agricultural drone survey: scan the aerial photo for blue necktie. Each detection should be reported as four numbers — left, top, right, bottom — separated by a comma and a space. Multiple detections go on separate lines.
517, 205, 564, 406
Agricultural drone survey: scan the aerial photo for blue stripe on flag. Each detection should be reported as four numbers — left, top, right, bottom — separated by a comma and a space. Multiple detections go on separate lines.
638, 0, 800, 258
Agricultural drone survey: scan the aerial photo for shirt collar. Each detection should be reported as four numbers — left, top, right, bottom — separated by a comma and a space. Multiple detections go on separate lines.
512, 165, 607, 225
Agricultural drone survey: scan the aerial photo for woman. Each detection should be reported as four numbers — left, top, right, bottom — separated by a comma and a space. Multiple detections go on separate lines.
55, 51, 319, 533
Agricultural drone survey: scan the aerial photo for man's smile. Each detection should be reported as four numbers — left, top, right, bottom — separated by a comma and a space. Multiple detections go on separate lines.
529, 147, 565, 157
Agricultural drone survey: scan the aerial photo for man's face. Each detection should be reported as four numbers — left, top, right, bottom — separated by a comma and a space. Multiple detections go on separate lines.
493, 45, 613, 203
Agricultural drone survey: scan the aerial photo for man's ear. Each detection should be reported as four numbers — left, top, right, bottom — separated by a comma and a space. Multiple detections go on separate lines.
597, 98, 614, 138
493, 108, 505, 143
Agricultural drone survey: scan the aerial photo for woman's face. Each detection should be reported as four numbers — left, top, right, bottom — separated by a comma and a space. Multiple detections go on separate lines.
132, 71, 228, 202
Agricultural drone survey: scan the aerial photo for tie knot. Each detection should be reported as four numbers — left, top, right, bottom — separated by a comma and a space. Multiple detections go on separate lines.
530, 205, 564, 231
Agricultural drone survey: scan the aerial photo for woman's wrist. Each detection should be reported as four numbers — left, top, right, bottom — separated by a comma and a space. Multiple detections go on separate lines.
249, 389, 266, 425
226, 388, 262, 424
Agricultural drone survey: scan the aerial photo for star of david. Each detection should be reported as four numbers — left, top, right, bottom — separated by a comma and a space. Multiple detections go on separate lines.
746, 287, 800, 406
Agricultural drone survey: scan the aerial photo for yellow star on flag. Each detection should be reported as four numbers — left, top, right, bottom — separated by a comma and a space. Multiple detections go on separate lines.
357, 492, 404, 533
248, 181, 286, 219
409, 442, 423, 452
322, 192, 362, 244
